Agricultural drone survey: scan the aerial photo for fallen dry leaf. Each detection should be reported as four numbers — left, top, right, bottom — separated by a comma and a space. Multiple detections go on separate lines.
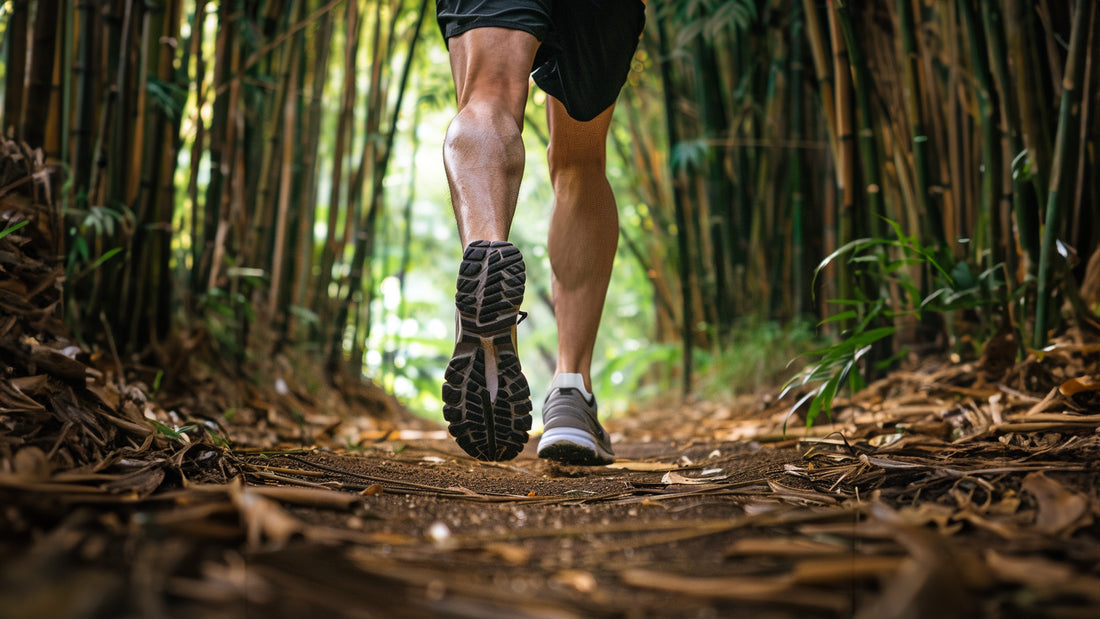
1020, 472, 1092, 537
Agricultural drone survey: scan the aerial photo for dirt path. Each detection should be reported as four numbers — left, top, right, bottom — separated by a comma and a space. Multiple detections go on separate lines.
4, 352, 1100, 619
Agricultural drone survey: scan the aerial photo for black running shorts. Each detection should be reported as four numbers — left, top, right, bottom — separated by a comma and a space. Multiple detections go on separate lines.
436, 0, 646, 122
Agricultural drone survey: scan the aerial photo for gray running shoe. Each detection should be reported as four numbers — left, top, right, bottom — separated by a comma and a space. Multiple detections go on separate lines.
442, 240, 532, 461
537, 374, 615, 465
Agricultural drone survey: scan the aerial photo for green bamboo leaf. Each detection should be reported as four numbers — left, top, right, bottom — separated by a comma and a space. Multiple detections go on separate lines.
0, 220, 29, 240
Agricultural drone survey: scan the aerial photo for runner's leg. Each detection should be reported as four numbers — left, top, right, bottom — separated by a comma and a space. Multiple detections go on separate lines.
546, 98, 618, 393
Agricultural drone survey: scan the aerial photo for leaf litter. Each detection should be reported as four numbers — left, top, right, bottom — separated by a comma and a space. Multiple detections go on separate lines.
3, 140, 1100, 617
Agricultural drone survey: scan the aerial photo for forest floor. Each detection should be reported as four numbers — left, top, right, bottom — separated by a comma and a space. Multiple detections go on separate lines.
3, 328, 1100, 619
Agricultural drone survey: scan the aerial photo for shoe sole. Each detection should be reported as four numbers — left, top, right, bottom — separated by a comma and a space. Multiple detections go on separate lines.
442, 241, 532, 461
538, 428, 615, 466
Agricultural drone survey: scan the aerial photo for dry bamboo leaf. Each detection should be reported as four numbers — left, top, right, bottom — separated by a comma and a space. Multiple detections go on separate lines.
605, 460, 679, 472
660, 470, 728, 485
1024, 387, 1062, 416
618, 569, 849, 611
1059, 376, 1100, 397
984, 550, 1100, 600
482, 542, 531, 565
620, 568, 789, 598
725, 536, 847, 557
952, 509, 1026, 540
790, 555, 907, 584
247, 485, 359, 510
766, 480, 839, 505
9, 374, 47, 394
1020, 472, 1092, 537
229, 482, 304, 548
551, 570, 597, 594
101, 466, 166, 497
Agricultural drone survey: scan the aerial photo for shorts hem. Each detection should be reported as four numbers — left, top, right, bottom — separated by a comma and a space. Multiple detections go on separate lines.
442, 19, 544, 43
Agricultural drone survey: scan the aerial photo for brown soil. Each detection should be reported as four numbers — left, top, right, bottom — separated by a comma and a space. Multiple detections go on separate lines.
4, 351, 1100, 619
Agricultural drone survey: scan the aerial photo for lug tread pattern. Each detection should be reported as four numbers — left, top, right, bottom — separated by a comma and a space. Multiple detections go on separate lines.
443, 240, 532, 461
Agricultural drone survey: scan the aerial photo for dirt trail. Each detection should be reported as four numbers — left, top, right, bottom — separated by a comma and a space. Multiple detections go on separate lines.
4, 349, 1100, 619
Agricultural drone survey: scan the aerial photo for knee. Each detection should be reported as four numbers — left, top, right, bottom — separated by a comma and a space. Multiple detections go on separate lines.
453, 98, 522, 139
547, 143, 606, 186
445, 99, 525, 168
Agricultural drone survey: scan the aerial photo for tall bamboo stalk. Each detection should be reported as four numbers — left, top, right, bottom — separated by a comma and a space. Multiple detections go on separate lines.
1004, 0, 1052, 196
835, 0, 886, 238
828, 0, 855, 320
3, 0, 29, 138
790, 2, 806, 317
960, 0, 998, 271
1034, 0, 1089, 347
24, 0, 60, 151
657, 12, 693, 397
897, 0, 943, 250
291, 10, 335, 338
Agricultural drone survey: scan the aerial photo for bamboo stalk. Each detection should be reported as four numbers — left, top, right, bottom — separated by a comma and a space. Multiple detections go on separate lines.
314, 0, 360, 359
1069, 3, 1096, 256
24, 0, 60, 151
959, 0, 998, 272
657, 12, 694, 397
896, 0, 943, 252
986, 3, 1042, 304
291, 11, 334, 338
3, 0, 29, 138
1034, 0, 1090, 348
827, 0, 855, 323
835, 0, 886, 235
791, 2, 806, 317
1004, 0, 1052, 195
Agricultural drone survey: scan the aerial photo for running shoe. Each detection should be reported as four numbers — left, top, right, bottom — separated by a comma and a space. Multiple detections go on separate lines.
537, 373, 615, 465
442, 240, 532, 461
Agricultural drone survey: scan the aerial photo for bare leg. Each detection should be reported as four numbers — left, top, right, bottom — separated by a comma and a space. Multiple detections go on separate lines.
546, 98, 618, 393
441, 28, 540, 461
443, 28, 540, 246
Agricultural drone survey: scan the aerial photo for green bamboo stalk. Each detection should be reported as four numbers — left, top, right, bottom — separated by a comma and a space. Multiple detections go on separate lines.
1034, 0, 1089, 348
692, 36, 733, 338
800, 0, 838, 162
187, 0, 209, 297
72, 0, 97, 194
835, 0, 887, 240
897, 0, 944, 251
253, 0, 303, 275
982, 1, 1034, 291
657, 11, 694, 398
1004, 0, 1051, 196
314, 0, 360, 354
339, 0, 429, 373
60, 0, 75, 176
790, 1, 806, 317
959, 0, 997, 271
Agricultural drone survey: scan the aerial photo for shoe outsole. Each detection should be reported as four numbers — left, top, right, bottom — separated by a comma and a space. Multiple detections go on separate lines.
537, 440, 614, 466
443, 240, 532, 461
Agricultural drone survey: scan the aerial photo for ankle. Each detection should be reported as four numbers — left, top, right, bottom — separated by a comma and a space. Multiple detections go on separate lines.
552, 372, 592, 399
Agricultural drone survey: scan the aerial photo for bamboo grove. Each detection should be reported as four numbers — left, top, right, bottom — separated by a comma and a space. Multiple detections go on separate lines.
0, 0, 1097, 397
1, 0, 430, 380
624, 0, 1099, 391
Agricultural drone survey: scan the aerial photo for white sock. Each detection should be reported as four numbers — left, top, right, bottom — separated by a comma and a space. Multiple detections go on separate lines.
552, 373, 592, 400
